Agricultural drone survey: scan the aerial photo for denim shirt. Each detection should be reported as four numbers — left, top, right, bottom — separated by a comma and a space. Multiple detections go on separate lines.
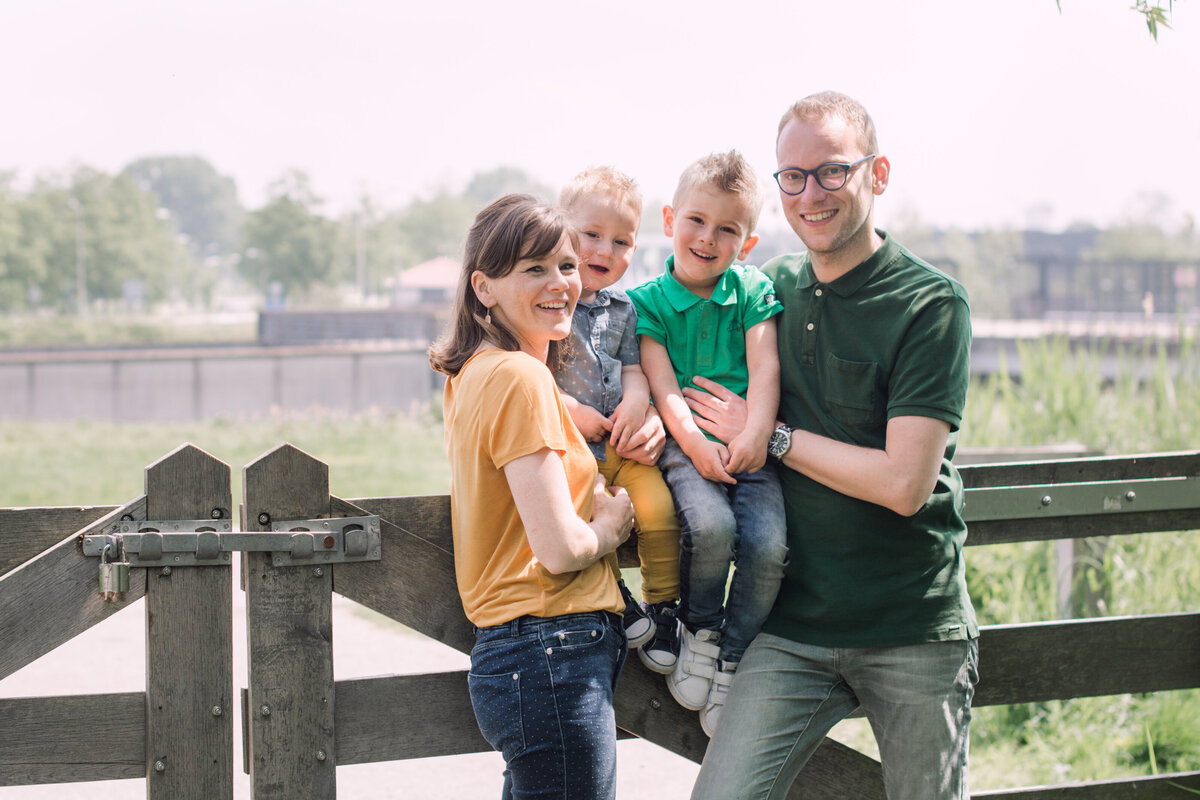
555, 289, 640, 460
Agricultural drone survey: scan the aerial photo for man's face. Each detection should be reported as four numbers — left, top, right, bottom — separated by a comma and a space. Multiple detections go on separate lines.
776, 113, 887, 272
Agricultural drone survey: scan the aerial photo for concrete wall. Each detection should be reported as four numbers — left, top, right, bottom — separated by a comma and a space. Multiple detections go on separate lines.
0, 346, 442, 421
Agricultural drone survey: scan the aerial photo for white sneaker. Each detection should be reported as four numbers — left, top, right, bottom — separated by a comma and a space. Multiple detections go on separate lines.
699, 660, 738, 737
668, 627, 720, 711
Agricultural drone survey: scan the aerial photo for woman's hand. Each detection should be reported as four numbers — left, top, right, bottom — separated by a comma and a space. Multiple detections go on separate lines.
592, 475, 634, 550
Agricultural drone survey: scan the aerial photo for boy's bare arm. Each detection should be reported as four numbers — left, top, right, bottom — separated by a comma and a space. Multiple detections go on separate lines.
640, 336, 734, 484
725, 318, 781, 475
609, 364, 650, 451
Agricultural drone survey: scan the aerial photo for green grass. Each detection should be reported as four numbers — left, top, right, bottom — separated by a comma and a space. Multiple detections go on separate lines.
0, 312, 256, 348
0, 411, 449, 508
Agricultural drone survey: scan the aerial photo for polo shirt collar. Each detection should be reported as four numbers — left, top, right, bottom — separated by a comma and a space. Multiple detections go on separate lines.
796, 229, 896, 298
662, 255, 739, 311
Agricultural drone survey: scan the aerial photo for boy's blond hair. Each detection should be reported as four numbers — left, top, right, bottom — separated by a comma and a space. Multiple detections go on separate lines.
672, 150, 763, 234
559, 166, 643, 218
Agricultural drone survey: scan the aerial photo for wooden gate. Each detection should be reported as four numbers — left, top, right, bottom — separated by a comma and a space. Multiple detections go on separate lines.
2, 444, 1199, 798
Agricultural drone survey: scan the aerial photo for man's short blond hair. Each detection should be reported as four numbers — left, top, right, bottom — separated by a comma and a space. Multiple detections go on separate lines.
778, 91, 879, 156
672, 150, 763, 234
559, 166, 643, 218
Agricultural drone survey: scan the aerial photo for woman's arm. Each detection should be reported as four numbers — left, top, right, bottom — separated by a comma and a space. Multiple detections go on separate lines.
504, 449, 633, 573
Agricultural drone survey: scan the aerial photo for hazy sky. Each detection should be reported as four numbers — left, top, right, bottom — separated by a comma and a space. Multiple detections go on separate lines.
2, 0, 1196, 234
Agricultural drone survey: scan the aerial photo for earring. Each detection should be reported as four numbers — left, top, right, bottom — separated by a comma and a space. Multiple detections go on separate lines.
484, 309, 492, 325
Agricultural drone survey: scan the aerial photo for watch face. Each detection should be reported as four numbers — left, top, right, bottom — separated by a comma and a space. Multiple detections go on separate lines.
768, 428, 789, 457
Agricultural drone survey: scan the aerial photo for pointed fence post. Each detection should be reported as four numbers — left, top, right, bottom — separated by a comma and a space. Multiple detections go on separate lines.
242, 444, 336, 800
144, 443, 234, 800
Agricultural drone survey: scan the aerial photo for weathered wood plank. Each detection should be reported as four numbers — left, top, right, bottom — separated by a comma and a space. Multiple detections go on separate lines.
243, 443, 336, 800
330, 496, 472, 654
0, 692, 144, 785
972, 770, 1200, 798
960, 451, 1200, 488
0, 505, 118, 577
334, 672, 489, 763
966, 510, 1200, 546
0, 497, 147, 681
346, 494, 641, 568
976, 613, 1200, 706
144, 444, 234, 800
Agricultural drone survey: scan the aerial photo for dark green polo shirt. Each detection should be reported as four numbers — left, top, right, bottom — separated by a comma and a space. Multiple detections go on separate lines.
762, 232, 978, 647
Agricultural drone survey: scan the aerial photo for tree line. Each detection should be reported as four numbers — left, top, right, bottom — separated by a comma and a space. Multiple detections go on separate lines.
0, 156, 553, 313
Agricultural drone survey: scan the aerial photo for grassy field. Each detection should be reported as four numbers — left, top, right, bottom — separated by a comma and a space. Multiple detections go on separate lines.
2, 334, 1197, 791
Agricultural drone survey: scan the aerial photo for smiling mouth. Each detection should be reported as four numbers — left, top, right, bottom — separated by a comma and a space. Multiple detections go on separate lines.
689, 249, 716, 262
588, 264, 610, 274
802, 210, 836, 222
537, 301, 569, 310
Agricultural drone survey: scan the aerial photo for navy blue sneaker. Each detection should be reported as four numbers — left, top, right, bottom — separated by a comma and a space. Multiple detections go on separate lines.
619, 580, 656, 648
638, 600, 680, 674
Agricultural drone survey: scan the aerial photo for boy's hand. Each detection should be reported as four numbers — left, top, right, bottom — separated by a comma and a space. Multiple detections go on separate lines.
725, 431, 768, 476
608, 397, 647, 453
613, 408, 666, 466
684, 437, 736, 485
571, 404, 615, 443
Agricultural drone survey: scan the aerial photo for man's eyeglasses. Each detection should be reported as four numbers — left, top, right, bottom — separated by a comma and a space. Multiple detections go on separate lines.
773, 155, 877, 196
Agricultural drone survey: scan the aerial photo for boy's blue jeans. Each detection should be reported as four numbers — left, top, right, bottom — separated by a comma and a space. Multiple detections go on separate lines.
691, 634, 979, 800
658, 437, 788, 663
468, 611, 626, 800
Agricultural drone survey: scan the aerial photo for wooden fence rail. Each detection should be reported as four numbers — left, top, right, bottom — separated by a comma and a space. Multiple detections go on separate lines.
1, 446, 1198, 799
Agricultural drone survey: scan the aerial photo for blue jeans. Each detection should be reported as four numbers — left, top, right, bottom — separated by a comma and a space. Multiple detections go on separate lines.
468, 611, 627, 800
658, 437, 788, 663
691, 633, 979, 800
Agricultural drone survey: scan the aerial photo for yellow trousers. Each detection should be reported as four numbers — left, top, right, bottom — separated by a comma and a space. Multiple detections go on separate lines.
599, 441, 681, 604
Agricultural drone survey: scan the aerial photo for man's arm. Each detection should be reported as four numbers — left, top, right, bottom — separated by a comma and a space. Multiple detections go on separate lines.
684, 376, 947, 515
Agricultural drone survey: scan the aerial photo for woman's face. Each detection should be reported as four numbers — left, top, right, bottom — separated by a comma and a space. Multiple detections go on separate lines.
474, 233, 581, 362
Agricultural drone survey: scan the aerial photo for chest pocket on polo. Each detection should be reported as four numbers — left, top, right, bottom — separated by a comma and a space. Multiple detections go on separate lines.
824, 354, 883, 428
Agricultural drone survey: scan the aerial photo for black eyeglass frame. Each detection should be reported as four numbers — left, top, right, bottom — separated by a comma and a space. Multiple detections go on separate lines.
772, 154, 877, 196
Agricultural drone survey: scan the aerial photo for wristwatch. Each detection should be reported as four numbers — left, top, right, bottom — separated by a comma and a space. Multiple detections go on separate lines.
767, 424, 793, 460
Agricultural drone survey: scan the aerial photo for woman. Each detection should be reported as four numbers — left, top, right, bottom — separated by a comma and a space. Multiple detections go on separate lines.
429, 194, 635, 800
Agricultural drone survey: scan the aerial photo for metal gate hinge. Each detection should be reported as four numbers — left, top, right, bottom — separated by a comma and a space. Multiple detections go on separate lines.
81, 516, 382, 567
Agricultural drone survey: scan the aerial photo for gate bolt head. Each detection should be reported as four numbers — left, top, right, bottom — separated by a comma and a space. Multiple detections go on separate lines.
153, 760, 166, 773
316, 750, 327, 762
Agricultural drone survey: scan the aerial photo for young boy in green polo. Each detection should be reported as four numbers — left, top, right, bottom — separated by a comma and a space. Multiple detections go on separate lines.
628, 151, 788, 737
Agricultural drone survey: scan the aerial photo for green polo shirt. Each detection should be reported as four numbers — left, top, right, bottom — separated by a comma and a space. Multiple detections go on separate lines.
762, 231, 978, 648
628, 257, 782, 440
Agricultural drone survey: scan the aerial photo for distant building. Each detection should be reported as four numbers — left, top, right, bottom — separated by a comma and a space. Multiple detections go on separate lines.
388, 257, 460, 307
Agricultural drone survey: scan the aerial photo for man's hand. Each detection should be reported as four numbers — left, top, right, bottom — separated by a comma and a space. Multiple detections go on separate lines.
682, 376, 748, 445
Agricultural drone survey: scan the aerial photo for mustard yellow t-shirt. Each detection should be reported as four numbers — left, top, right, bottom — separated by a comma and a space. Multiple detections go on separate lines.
443, 348, 623, 627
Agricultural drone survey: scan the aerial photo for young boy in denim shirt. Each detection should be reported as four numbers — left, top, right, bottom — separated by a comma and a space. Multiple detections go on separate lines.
628, 152, 788, 736
555, 167, 683, 673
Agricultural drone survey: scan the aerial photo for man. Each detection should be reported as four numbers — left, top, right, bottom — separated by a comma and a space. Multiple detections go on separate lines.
685, 91, 978, 799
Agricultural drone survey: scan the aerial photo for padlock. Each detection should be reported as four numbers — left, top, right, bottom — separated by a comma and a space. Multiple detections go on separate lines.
98, 543, 130, 601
